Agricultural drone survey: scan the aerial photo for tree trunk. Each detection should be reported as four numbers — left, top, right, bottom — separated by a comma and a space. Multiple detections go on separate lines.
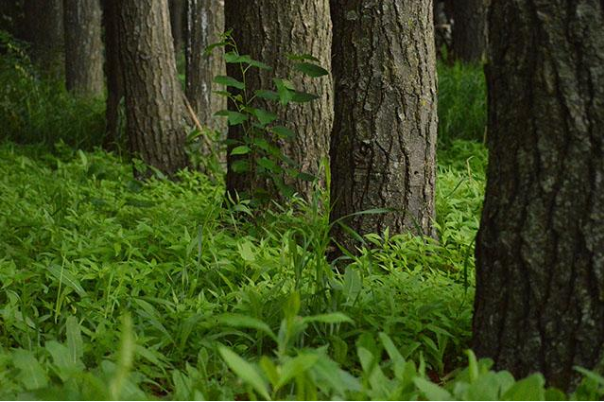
185, 0, 226, 147
22, 0, 63, 78
0, 0, 24, 38
169, 0, 185, 55
224, 0, 333, 201
473, 0, 604, 391
102, 0, 123, 149
117, 0, 190, 178
64, 0, 104, 97
329, 1, 438, 253
452, 0, 487, 63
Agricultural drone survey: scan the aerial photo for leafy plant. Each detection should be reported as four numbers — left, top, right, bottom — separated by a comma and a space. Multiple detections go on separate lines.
209, 32, 328, 202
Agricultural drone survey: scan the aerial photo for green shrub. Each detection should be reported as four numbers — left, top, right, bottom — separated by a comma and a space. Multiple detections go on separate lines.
0, 31, 105, 149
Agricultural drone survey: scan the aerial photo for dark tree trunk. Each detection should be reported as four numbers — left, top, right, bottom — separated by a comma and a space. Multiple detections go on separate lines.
329, 1, 438, 253
64, 0, 104, 97
22, 0, 64, 78
473, 0, 604, 391
185, 0, 226, 147
117, 0, 190, 178
169, 0, 185, 55
224, 0, 334, 201
102, 0, 123, 149
452, 0, 488, 63
0, 0, 24, 37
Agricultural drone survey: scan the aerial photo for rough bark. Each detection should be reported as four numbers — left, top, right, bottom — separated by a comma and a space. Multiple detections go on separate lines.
64, 0, 104, 97
452, 0, 488, 63
102, 0, 123, 149
185, 0, 227, 139
22, 0, 64, 78
117, 0, 190, 177
224, 0, 334, 201
169, 0, 185, 55
473, 0, 604, 391
329, 1, 438, 253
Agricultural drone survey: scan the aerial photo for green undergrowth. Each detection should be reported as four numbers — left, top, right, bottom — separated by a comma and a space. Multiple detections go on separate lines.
1, 141, 602, 399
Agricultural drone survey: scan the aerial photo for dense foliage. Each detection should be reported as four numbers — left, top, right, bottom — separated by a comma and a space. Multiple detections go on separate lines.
0, 36, 602, 398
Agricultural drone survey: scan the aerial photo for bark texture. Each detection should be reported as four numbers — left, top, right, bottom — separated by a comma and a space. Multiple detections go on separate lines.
473, 0, 604, 390
185, 0, 226, 134
117, 0, 190, 177
224, 0, 334, 200
64, 0, 104, 97
22, 0, 64, 77
329, 1, 438, 252
102, 0, 124, 149
452, 0, 488, 63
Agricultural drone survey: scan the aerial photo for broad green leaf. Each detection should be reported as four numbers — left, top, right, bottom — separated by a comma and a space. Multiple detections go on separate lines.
66, 316, 83, 364
302, 312, 354, 325
213, 75, 245, 90
294, 62, 329, 78
257, 157, 280, 173
297, 172, 316, 182
272, 126, 295, 140
414, 378, 452, 401
230, 146, 251, 156
13, 349, 49, 390
501, 374, 546, 401
225, 52, 271, 70
47, 264, 87, 297
273, 78, 294, 105
292, 91, 319, 103
215, 110, 249, 125
260, 357, 280, 388
255, 90, 280, 102
253, 108, 278, 126
231, 159, 250, 173
219, 347, 271, 400
276, 354, 319, 389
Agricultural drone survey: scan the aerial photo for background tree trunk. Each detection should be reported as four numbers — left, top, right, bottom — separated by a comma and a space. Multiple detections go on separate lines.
117, 0, 190, 177
329, 1, 438, 253
185, 0, 226, 152
224, 0, 333, 201
169, 0, 185, 55
0, 0, 24, 38
452, 0, 488, 63
102, 0, 123, 149
22, 0, 64, 78
64, 0, 104, 97
473, 0, 604, 391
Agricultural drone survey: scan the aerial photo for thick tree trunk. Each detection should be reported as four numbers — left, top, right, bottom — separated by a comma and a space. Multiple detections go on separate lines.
22, 0, 64, 78
224, 0, 333, 201
329, 1, 438, 253
452, 0, 487, 63
185, 0, 226, 141
473, 0, 604, 391
102, 0, 123, 149
169, 0, 185, 55
64, 0, 104, 97
117, 0, 190, 177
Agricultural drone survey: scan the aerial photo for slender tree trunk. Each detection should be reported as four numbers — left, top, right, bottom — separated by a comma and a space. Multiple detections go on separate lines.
452, 0, 488, 63
169, 0, 185, 55
117, 0, 190, 178
22, 0, 64, 78
473, 0, 604, 391
64, 0, 104, 97
329, 1, 438, 253
185, 0, 226, 143
224, 0, 333, 201
102, 0, 123, 150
